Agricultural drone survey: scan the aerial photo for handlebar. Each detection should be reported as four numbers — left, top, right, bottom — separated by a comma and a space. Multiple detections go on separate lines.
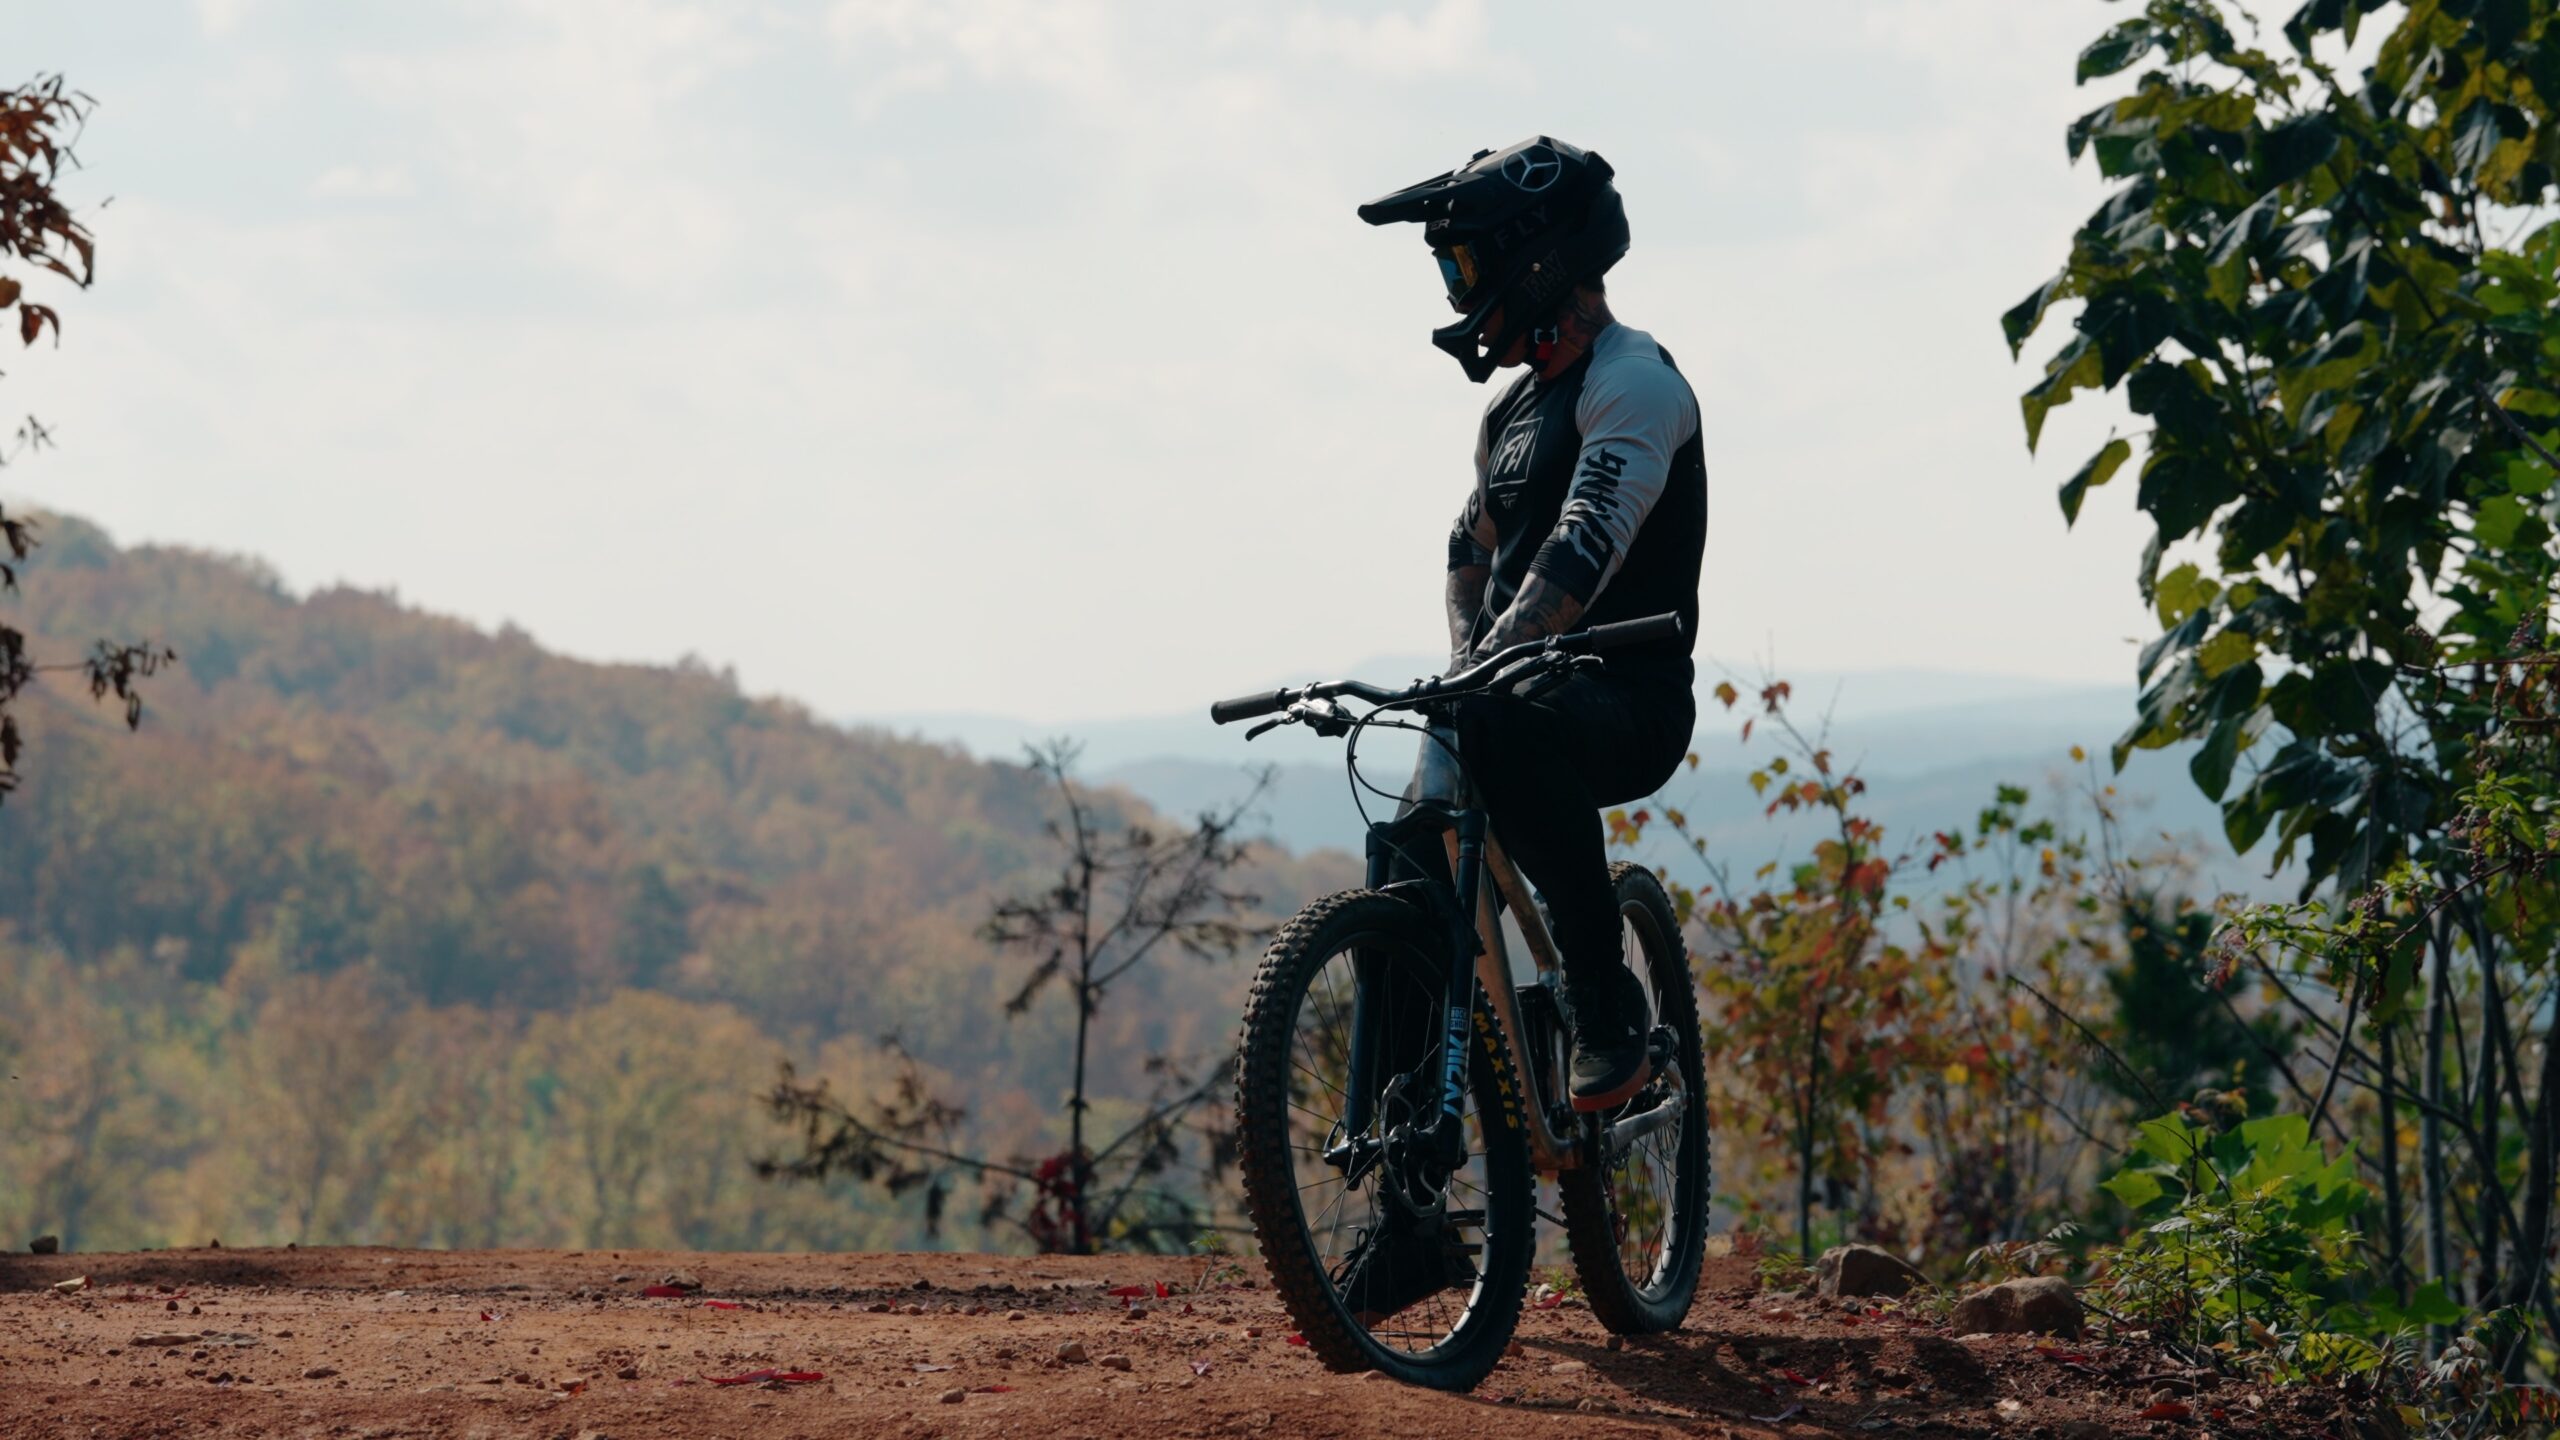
1208, 688, 1296, 725
1207, 612, 1684, 726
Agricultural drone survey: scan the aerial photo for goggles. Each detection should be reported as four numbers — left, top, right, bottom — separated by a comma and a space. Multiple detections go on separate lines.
1433, 243, 1481, 310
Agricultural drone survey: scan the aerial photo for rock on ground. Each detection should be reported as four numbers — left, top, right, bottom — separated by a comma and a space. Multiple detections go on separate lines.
1951, 1275, 2084, 1337
1813, 1243, 1924, 1299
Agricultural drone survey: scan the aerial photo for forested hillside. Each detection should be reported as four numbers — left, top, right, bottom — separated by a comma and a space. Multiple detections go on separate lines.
0, 516, 1348, 1253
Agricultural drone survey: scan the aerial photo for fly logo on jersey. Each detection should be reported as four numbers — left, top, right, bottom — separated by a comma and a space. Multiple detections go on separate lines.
1488, 414, 1541, 484
1556, 447, 1631, 577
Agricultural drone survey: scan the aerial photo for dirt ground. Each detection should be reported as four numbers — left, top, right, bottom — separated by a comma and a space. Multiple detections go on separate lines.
0, 1246, 2378, 1438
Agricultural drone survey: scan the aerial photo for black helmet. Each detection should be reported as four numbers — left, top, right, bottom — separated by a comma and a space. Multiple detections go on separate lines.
1358, 136, 1630, 383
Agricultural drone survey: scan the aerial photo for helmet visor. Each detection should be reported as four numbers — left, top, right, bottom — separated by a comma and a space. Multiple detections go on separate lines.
1433, 243, 1481, 311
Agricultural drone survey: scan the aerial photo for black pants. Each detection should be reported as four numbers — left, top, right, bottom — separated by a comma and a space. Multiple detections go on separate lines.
1415, 661, 1694, 984
1459, 662, 1694, 983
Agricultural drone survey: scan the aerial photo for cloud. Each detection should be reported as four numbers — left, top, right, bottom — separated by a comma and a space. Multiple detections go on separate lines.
14, 0, 2169, 720
310, 164, 412, 200
1284, 0, 1494, 76
193, 0, 262, 38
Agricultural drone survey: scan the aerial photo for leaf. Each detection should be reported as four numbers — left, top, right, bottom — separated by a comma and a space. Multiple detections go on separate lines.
2103, 1168, 2166, 1210
2059, 437, 2133, 526
2258, 113, 2338, 187
2190, 714, 2244, 800
2474, 494, 2527, 549
0, 277, 18, 307
2077, 19, 2157, 81
701, 1299, 741, 1310
2140, 1401, 2194, 1421
2001, 270, 2072, 357
2451, 98, 2504, 177
2022, 340, 2104, 452
2207, 190, 2283, 268
707, 1368, 823, 1385
2152, 564, 2219, 627
640, 1284, 690, 1298
2196, 629, 2257, 679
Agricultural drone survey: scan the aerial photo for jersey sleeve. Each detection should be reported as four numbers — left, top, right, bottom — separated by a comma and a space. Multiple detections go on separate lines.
1526, 351, 1699, 604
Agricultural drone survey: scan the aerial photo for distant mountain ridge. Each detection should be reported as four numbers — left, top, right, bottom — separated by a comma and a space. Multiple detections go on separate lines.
862, 663, 2290, 898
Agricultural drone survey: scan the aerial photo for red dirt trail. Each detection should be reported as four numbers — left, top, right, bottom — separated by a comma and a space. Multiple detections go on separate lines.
1, 1247, 2366, 1438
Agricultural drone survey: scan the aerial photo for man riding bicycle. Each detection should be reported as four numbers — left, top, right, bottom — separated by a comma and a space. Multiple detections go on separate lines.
1360, 136, 1707, 1116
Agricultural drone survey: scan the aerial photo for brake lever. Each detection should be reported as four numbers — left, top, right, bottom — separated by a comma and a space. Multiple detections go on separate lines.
1244, 715, 1291, 741
1301, 697, 1355, 738
1513, 652, 1589, 704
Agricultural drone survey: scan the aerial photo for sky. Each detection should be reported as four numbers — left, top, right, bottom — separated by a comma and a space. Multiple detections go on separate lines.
10, 0, 2173, 722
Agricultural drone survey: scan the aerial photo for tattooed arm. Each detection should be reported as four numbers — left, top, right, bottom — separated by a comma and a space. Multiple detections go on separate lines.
1445, 487, 1499, 670
1474, 572, 1585, 657
1447, 563, 1491, 666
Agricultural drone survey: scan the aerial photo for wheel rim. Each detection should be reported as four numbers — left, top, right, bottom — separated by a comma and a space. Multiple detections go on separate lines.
1282, 930, 1502, 1359
1597, 898, 1692, 1298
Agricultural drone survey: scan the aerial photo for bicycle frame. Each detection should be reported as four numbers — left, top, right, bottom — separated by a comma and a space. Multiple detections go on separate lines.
1353, 776, 1590, 1176
1208, 609, 1690, 1188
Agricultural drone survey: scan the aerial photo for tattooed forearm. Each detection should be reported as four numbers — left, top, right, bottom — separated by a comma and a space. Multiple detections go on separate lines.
1476, 574, 1585, 658
1446, 563, 1490, 667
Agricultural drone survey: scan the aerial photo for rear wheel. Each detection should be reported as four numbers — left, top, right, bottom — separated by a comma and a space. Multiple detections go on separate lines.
1235, 890, 1534, 1391
1558, 863, 1711, 1334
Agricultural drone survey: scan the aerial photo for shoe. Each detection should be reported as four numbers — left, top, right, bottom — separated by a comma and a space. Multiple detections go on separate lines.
1563, 965, 1653, 1113
1332, 1216, 1473, 1324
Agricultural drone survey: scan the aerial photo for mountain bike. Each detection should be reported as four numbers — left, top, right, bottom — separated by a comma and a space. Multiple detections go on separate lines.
1210, 613, 1712, 1390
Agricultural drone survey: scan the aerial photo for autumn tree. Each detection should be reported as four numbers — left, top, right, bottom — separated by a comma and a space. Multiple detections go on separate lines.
762, 743, 1270, 1253
0, 74, 169, 799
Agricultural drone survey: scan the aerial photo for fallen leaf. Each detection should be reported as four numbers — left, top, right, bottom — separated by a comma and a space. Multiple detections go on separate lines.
51, 1276, 87, 1293
477, 1311, 501, 1323
915, 1363, 950, 1373
1533, 1293, 1564, 1311
1750, 1403, 1803, 1424
1152, 1281, 1173, 1299
1778, 1368, 1814, 1387
639, 1284, 690, 1298
705, 1369, 825, 1386
2139, 1401, 2193, 1421
1106, 1284, 1149, 1298
701, 1300, 742, 1311
972, 1384, 1016, 1394
560, 1380, 587, 1395
1285, 1334, 1308, 1347
1190, 1357, 1212, 1377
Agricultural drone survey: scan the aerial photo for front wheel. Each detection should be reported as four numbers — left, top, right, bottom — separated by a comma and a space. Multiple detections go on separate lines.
1557, 862, 1712, 1334
1234, 890, 1534, 1391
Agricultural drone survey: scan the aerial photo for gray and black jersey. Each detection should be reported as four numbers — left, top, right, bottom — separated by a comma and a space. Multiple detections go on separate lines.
1447, 323, 1708, 672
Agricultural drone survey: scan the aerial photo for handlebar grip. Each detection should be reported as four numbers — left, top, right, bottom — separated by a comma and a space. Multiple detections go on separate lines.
1566, 613, 1685, 653
1210, 689, 1294, 725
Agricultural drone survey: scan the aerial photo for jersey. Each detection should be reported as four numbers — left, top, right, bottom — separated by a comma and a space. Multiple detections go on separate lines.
1446, 323, 1707, 671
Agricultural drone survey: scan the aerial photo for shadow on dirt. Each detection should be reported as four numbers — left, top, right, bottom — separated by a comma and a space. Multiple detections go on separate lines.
1478, 1323, 1994, 1432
